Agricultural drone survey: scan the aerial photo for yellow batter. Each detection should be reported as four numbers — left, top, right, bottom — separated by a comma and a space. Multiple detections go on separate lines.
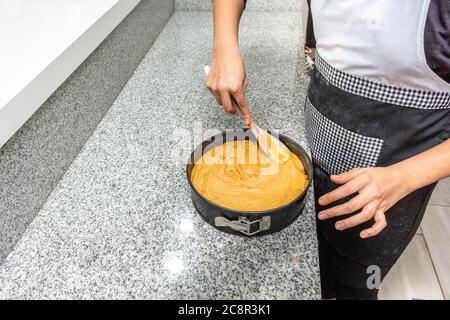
190, 140, 308, 211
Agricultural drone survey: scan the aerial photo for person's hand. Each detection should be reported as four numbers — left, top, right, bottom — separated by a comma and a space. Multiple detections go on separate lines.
317, 166, 411, 239
206, 46, 251, 125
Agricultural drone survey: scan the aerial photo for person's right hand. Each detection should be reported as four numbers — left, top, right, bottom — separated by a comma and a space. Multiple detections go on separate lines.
206, 46, 251, 125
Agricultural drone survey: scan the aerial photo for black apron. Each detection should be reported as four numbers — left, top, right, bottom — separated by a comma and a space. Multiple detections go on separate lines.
306, 53, 450, 275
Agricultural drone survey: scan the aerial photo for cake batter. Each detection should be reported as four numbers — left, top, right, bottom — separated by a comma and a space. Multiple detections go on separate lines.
190, 140, 308, 211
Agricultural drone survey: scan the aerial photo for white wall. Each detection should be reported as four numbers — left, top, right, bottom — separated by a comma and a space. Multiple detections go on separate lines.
0, 0, 141, 148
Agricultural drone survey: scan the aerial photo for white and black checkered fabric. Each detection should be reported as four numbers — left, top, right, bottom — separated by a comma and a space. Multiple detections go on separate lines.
305, 99, 384, 175
315, 52, 450, 110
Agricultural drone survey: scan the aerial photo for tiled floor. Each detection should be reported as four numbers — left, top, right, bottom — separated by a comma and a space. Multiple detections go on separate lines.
380, 177, 450, 300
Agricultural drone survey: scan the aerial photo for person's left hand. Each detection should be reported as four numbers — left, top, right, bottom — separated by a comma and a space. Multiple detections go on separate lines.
317, 166, 411, 239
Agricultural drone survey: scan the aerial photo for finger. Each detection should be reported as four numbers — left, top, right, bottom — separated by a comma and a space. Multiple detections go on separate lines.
319, 174, 369, 206
318, 190, 372, 220
335, 201, 378, 231
220, 92, 236, 114
360, 210, 387, 238
331, 168, 364, 184
205, 76, 222, 106
243, 77, 249, 91
207, 87, 223, 106
232, 91, 251, 125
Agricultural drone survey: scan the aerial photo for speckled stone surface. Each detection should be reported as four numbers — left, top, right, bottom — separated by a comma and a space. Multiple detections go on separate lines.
0, 11, 320, 299
0, 0, 174, 263
176, 0, 302, 11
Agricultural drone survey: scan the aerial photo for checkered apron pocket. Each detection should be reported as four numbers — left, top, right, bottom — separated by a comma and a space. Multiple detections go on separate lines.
305, 99, 384, 175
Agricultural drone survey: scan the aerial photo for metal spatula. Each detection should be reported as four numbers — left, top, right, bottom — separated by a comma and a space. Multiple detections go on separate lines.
204, 65, 292, 164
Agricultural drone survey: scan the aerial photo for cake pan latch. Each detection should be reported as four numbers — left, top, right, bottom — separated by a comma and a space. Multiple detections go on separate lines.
214, 216, 271, 236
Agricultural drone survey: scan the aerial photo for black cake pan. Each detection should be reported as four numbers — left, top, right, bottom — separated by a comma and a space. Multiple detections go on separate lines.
186, 128, 313, 237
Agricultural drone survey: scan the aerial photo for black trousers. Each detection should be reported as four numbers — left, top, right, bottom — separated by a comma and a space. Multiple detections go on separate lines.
305, 0, 316, 49
314, 165, 436, 300
306, 68, 449, 300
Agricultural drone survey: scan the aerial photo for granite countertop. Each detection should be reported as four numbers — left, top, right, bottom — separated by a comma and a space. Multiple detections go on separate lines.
0, 11, 320, 299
